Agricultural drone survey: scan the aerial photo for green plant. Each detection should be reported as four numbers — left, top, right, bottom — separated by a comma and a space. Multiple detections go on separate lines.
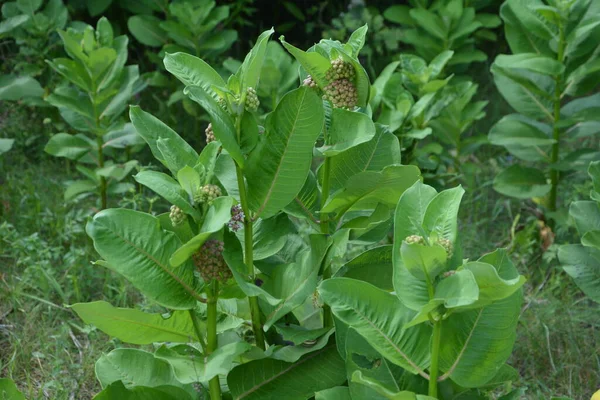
488, 0, 600, 214
383, 0, 501, 73
0, 0, 68, 104
43, 17, 144, 209
370, 51, 487, 180
558, 161, 600, 303
319, 180, 526, 398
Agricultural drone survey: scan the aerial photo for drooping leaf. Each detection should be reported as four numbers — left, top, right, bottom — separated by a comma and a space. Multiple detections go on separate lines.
493, 165, 552, 199
319, 109, 376, 156
559, 244, 600, 303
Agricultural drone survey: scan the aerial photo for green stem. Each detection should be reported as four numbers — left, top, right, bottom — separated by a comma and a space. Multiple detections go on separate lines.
429, 321, 442, 398
234, 115, 266, 350
206, 282, 222, 400
96, 136, 107, 210
320, 156, 333, 328
188, 309, 207, 353
549, 19, 566, 213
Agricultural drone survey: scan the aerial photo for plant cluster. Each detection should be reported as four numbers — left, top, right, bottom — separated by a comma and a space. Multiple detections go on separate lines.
489, 0, 600, 215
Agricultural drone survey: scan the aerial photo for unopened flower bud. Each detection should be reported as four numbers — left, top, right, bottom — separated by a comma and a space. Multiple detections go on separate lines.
245, 87, 259, 112
405, 235, 425, 245
194, 184, 222, 205
205, 123, 215, 144
193, 239, 232, 282
169, 205, 185, 226
227, 204, 244, 232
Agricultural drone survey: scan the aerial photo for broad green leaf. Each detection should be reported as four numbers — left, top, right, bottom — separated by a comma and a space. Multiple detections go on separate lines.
184, 85, 244, 167
0, 15, 29, 36
164, 52, 226, 98
423, 185, 465, 243
315, 387, 351, 400
322, 165, 421, 214
489, 114, 555, 147
351, 371, 430, 400
493, 165, 552, 199
500, 0, 554, 55
318, 278, 431, 376
0, 138, 15, 155
400, 242, 447, 281
227, 344, 346, 400
0, 74, 43, 100
155, 342, 252, 383
261, 234, 330, 330
434, 269, 479, 308
438, 249, 523, 387
240, 28, 274, 91
155, 138, 199, 177
0, 378, 25, 400
283, 170, 320, 222
170, 196, 235, 267
494, 53, 564, 76
345, 24, 368, 58
70, 301, 198, 344
64, 179, 97, 200
582, 231, 600, 249
96, 16, 113, 47
130, 106, 199, 174
95, 348, 194, 398
274, 324, 331, 346
325, 124, 401, 194
335, 246, 394, 291
93, 381, 192, 400
134, 171, 200, 220
394, 181, 438, 243
16, 0, 42, 14
410, 8, 446, 40
86, 0, 111, 17
559, 244, 600, 303
246, 87, 324, 218
561, 93, 600, 122
86, 209, 198, 309
127, 15, 165, 47
177, 166, 201, 199
45, 133, 91, 160
319, 109, 376, 156
280, 37, 331, 87
345, 328, 400, 400
461, 262, 526, 309
236, 214, 293, 260
269, 329, 336, 363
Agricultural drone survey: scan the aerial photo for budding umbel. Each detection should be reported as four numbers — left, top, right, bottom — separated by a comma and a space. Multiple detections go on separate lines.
205, 123, 215, 144
228, 204, 244, 232
404, 235, 454, 258
194, 184, 222, 205
193, 240, 232, 283
169, 205, 185, 227
245, 87, 259, 112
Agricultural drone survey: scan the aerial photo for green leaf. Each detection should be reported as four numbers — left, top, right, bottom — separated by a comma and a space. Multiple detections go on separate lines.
400, 242, 447, 281
227, 344, 346, 400
169, 196, 234, 267
493, 165, 552, 199
394, 181, 438, 243
129, 106, 199, 174
345, 24, 368, 58
86, 0, 111, 16
269, 329, 336, 363
500, 0, 554, 55
177, 166, 201, 199
322, 165, 421, 214
65, 179, 97, 200
0, 138, 15, 155
318, 278, 431, 376
559, 244, 600, 303
280, 37, 331, 88
335, 246, 394, 291
246, 87, 324, 218
127, 15, 165, 47
274, 324, 331, 346
423, 185, 465, 243
409, 8, 447, 40
237, 214, 293, 260
0, 15, 30, 36
0, 74, 43, 101
494, 53, 564, 76
461, 261, 526, 309
45, 133, 91, 160
184, 85, 244, 167
86, 209, 198, 309
351, 371, 428, 400
240, 28, 275, 91
96, 16, 113, 47
315, 387, 351, 400
70, 301, 198, 344
438, 249, 523, 387
283, 170, 320, 222
155, 342, 252, 383
0, 378, 25, 400
326, 124, 401, 194
134, 171, 200, 220
164, 52, 226, 98
488, 114, 555, 147
319, 109, 376, 156
434, 269, 479, 308
93, 381, 192, 400
16, 0, 42, 14
95, 348, 194, 398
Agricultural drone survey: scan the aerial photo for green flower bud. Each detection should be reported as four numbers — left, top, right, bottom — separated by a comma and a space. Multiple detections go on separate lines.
194, 184, 222, 205
325, 57, 356, 81
405, 235, 425, 245
205, 123, 215, 144
323, 78, 358, 109
245, 87, 260, 112
193, 239, 232, 283
169, 205, 185, 226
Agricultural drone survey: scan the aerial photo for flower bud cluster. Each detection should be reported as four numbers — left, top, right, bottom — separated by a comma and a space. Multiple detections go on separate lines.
193, 240, 232, 282
228, 204, 244, 232
194, 184, 222, 205
205, 123, 215, 144
323, 78, 358, 109
302, 75, 318, 89
326, 58, 356, 81
404, 235, 454, 258
245, 87, 260, 112
169, 205, 185, 227
405, 235, 425, 245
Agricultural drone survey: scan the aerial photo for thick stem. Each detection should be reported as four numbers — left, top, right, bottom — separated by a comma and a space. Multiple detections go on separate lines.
96, 136, 107, 210
549, 20, 566, 213
206, 282, 222, 400
234, 115, 266, 350
320, 156, 333, 328
188, 309, 207, 353
429, 321, 442, 398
